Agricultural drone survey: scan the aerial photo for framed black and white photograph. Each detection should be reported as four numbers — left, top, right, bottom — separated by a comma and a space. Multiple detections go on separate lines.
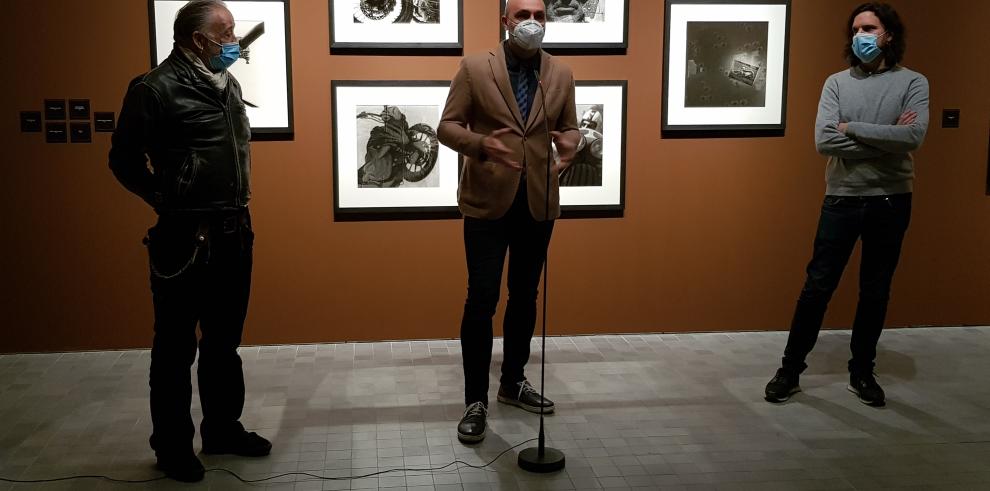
94, 112, 116, 132
45, 122, 67, 144
149, 0, 294, 140
20, 112, 42, 133
330, 0, 463, 54
560, 81, 626, 217
44, 99, 66, 121
332, 81, 460, 220
69, 99, 91, 120
499, 0, 628, 53
70, 122, 92, 144
662, 0, 790, 135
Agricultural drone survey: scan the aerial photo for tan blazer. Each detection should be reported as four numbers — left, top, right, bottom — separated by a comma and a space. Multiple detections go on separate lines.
438, 43, 579, 221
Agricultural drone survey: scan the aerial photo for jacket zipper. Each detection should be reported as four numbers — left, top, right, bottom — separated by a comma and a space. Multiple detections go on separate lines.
224, 88, 242, 207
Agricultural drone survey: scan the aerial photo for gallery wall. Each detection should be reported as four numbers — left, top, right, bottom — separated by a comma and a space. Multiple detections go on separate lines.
1, 0, 988, 353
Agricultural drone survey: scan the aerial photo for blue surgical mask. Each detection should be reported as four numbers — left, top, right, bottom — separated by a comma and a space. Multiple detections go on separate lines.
851, 33, 882, 63
203, 35, 240, 72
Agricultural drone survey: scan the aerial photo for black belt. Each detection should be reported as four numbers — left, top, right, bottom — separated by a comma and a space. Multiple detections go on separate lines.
159, 208, 249, 234
827, 193, 911, 203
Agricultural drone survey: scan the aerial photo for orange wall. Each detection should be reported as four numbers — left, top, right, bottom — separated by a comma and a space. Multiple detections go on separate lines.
1, 0, 988, 353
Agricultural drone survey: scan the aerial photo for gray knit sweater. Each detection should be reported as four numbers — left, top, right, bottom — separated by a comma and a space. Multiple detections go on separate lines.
814, 65, 929, 196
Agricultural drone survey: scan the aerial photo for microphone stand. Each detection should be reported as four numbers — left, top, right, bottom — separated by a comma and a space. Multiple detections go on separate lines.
518, 68, 565, 473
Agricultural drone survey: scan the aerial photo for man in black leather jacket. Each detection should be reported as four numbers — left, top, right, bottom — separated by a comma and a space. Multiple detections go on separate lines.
109, 0, 270, 482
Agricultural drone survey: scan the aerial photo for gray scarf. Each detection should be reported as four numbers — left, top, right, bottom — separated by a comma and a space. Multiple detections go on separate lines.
177, 45, 229, 93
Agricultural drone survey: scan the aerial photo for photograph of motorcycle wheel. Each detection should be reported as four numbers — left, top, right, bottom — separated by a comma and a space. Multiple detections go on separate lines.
355, 105, 441, 189
330, 0, 461, 52
352, 0, 440, 24
331, 81, 459, 219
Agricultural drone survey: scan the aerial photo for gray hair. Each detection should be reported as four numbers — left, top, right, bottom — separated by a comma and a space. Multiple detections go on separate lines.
173, 0, 226, 43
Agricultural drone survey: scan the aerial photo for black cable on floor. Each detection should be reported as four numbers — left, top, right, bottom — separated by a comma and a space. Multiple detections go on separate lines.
0, 474, 168, 484
0, 437, 537, 484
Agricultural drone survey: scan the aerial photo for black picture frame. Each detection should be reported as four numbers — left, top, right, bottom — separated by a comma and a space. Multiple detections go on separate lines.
148, 0, 295, 141
329, 0, 464, 55
20, 111, 42, 132
94, 112, 116, 132
70, 122, 92, 143
331, 80, 462, 221
44, 99, 66, 120
499, 0, 629, 55
69, 99, 91, 120
662, 0, 791, 137
46, 122, 67, 143
560, 80, 627, 218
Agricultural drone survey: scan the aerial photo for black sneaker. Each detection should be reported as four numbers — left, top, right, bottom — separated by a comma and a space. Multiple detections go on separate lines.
202, 431, 272, 457
457, 402, 487, 443
764, 368, 801, 403
497, 380, 555, 414
156, 451, 205, 483
848, 372, 885, 407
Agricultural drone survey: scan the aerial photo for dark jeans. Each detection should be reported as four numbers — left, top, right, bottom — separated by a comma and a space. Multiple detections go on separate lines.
146, 208, 254, 456
782, 194, 912, 376
461, 184, 554, 406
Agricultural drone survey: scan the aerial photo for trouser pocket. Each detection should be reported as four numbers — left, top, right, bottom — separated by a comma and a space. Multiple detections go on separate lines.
144, 217, 208, 280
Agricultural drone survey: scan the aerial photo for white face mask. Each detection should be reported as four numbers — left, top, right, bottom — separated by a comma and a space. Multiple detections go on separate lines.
509, 19, 545, 52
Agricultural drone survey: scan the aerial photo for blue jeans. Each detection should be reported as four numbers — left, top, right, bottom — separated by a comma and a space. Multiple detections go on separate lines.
782, 193, 912, 375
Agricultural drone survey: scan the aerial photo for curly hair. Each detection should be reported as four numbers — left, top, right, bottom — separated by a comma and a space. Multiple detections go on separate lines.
844, 2, 907, 68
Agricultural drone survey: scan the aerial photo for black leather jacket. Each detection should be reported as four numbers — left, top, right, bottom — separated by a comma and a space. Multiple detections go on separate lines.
109, 48, 251, 212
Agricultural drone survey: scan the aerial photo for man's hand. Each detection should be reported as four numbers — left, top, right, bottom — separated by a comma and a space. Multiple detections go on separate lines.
837, 122, 848, 134
896, 110, 917, 126
482, 127, 522, 171
550, 130, 578, 174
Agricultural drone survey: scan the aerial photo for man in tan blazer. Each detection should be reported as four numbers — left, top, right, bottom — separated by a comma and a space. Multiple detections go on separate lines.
438, 0, 580, 444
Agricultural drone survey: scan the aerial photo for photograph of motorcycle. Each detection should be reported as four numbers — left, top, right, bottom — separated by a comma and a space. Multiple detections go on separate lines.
353, 0, 440, 23
560, 104, 604, 187
356, 105, 440, 188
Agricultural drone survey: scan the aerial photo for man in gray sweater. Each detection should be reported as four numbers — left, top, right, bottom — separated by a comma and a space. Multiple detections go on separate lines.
765, 2, 929, 407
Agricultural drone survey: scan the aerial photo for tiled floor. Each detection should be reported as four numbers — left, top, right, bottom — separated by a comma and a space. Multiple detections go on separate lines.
2, 327, 990, 490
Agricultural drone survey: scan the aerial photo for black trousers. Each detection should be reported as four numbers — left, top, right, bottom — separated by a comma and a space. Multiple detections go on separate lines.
146, 209, 254, 455
782, 194, 912, 376
461, 184, 554, 406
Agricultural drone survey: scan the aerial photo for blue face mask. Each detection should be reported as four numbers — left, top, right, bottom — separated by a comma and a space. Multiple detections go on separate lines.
203, 35, 240, 72
851, 33, 883, 63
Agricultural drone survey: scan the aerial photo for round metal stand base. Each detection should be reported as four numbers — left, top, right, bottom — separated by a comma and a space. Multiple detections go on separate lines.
518, 446, 565, 473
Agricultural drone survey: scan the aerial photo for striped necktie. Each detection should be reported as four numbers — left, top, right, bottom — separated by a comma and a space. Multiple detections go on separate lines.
516, 70, 531, 122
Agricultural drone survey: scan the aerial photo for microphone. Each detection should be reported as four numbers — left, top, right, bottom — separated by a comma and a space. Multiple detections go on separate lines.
517, 66, 566, 474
